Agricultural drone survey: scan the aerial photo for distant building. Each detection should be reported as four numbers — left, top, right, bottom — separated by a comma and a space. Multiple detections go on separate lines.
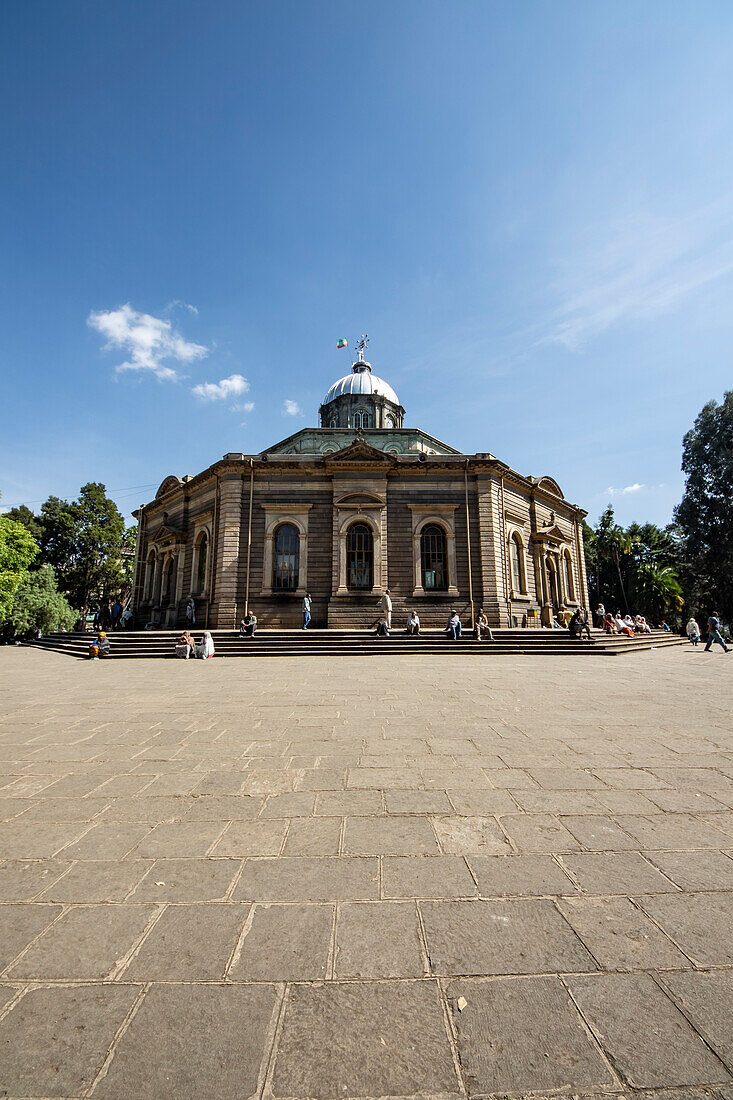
132, 341, 590, 628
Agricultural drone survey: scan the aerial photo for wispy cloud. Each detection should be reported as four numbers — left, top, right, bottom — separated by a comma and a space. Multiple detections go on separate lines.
283, 399, 301, 416
542, 194, 733, 351
166, 300, 199, 316
192, 374, 250, 401
88, 303, 207, 381
607, 483, 644, 496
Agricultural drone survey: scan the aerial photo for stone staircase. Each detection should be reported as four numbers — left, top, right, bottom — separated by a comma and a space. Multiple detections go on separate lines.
24, 627, 687, 659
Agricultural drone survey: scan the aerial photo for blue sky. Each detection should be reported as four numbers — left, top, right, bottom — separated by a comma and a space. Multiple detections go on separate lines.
2, 1, 733, 527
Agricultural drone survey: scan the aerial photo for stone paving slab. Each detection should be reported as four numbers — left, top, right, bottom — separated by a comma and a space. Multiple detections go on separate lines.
1, 645, 732, 1097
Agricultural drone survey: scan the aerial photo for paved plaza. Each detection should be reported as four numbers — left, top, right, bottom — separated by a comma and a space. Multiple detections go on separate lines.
0, 645, 732, 1100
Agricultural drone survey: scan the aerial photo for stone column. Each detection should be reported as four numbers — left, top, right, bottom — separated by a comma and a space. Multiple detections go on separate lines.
476, 475, 509, 628
210, 475, 242, 627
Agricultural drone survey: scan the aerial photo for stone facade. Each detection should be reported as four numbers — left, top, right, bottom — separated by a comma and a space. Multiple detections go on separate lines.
132, 359, 590, 629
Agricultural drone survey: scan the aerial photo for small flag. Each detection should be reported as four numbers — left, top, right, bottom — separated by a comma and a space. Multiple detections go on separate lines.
336, 338, 348, 349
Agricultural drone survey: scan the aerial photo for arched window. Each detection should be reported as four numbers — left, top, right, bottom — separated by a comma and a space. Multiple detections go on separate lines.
195, 532, 208, 595
384, 414, 395, 428
420, 524, 448, 590
347, 523, 373, 589
161, 557, 173, 604
272, 523, 300, 590
354, 408, 371, 429
510, 533, 526, 594
564, 550, 575, 601
145, 551, 156, 600
330, 416, 338, 428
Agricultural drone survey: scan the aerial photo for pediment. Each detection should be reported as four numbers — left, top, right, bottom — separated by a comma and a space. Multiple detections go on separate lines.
334, 491, 386, 510
531, 524, 570, 544
149, 522, 186, 545
325, 438, 393, 463
156, 475, 183, 499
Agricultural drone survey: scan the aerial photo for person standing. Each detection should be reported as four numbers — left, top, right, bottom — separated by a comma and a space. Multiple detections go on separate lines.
704, 611, 730, 653
380, 589, 392, 630
686, 617, 701, 646
186, 596, 196, 627
110, 599, 122, 629
595, 603, 605, 629
303, 592, 312, 630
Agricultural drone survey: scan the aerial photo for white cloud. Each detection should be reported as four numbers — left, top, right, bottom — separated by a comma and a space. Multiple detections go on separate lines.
283, 399, 301, 416
191, 374, 250, 402
166, 300, 199, 315
542, 194, 733, 351
607, 483, 644, 496
88, 303, 207, 381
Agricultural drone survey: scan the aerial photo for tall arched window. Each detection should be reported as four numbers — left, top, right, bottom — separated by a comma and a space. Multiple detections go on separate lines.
353, 408, 371, 429
347, 523, 373, 589
145, 551, 156, 600
161, 557, 173, 604
384, 414, 395, 428
420, 524, 448, 590
510, 533, 526, 594
273, 523, 300, 590
564, 550, 575, 601
195, 532, 208, 595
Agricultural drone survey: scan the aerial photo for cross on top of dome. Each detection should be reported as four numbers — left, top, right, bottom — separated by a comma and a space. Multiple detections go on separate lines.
354, 334, 370, 373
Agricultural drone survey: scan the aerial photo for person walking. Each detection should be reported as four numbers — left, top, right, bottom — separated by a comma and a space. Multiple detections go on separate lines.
704, 611, 730, 653
110, 599, 122, 630
686, 617, 701, 646
302, 592, 312, 630
380, 589, 392, 630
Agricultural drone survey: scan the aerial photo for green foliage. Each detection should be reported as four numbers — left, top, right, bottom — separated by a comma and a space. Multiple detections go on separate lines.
4, 504, 43, 543
675, 391, 733, 621
0, 513, 39, 621
7, 565, 77, 636
7, 484, 130, 621
585, 505, 684, 624
36, 483, 126, 619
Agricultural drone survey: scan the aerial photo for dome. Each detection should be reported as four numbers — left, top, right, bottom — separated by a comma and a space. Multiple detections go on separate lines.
323, 366, 399, 406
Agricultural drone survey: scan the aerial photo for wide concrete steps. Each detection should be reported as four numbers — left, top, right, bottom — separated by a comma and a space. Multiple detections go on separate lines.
25, 627, 687, 659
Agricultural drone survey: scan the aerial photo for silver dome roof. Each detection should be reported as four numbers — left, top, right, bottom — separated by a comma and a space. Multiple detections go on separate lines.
323, 364, 399, 406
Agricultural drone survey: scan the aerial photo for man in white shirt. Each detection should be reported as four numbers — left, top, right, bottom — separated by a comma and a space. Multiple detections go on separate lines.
406, 610, 420, 636
380, 589, 392, 629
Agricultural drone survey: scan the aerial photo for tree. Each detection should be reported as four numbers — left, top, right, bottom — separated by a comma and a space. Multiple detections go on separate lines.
35, 484, 127, 622
675, 391, 733, 621
7, 565, 77, 636
0, 513, 39, 621
4, 504, 43, 544
585, 505, 685, 625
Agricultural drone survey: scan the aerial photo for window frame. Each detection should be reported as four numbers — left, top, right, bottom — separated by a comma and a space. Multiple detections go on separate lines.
420, 523, 449, 592
272, 522, 300, 592
346, 522, 374, 590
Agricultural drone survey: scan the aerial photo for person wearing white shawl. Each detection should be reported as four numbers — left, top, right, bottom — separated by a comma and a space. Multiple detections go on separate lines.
196, 631, 215, 659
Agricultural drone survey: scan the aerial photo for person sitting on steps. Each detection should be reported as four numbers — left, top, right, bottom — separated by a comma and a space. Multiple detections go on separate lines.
446, 610, 462, 639
240, 612, 257, 637
406, 610, 420, 636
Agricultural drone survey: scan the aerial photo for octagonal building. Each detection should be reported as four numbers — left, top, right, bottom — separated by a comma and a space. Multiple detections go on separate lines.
132, 345, 590, 629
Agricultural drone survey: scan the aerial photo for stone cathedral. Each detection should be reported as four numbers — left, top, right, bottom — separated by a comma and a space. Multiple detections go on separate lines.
132, 339, 590, 629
